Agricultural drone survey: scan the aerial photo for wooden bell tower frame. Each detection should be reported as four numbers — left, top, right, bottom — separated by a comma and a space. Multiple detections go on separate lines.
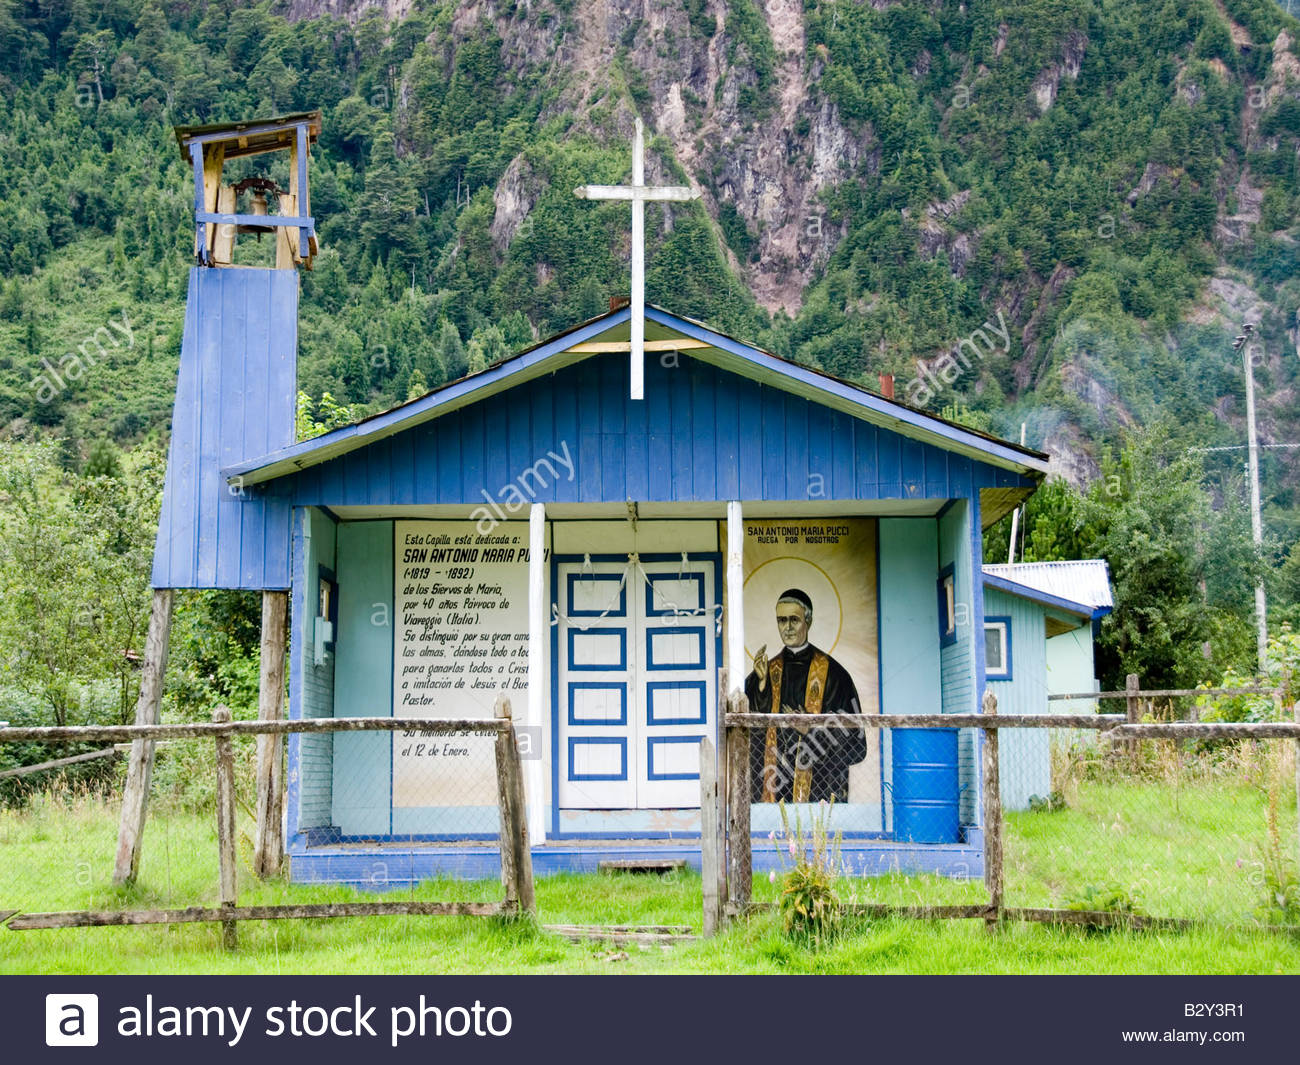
176, 111, 321, 269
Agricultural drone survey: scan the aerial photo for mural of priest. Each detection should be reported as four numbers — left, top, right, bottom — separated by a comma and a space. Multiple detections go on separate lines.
745, 589, 868, 803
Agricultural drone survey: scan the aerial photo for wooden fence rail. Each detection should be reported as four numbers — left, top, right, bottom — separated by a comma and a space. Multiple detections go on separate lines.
1, 701, 535, 946
0, 717, 512, 744
718, 686, 1300, 935
1048, 685, 1280, 701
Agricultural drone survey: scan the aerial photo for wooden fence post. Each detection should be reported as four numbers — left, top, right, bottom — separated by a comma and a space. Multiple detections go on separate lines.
1284, 673, 1300, 873
1125, 672, 1140, 770
494, 697, 535, 917
981, 689, 1003, 930
253, 589, 288, 879
716, 671, 729, 916
699, 735, 721, 936
213, 705, 238, 950
113, 588, 174, 886
726, 692, 752, 911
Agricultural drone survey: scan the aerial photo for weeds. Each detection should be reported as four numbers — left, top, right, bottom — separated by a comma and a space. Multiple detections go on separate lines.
772, 801, 844, 947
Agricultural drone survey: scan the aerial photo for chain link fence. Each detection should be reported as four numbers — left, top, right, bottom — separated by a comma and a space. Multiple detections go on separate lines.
0, 710, 534, 945
718, 695, 1300, 932
1000, 718, 1300, 928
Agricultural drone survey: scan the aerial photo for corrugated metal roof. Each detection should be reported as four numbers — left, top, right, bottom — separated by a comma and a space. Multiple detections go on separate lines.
982, 560, 1114, 612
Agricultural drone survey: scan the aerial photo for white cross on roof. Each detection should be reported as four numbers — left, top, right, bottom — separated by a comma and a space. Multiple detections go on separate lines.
574, 117, 700, 400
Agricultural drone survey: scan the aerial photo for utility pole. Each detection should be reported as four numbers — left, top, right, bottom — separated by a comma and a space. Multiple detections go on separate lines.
1007, 422, 1027, 564
1234, 323, 1268, 671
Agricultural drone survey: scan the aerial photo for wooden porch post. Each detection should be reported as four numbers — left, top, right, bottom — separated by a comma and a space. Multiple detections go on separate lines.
1125, 672, 1140, 769
726, 691, 752, 910
981, 689, 1004, 930
213, 705, 239, 950
113, 588, 174, 885
253, 590, 288, 878
699, 735, 722, 936
494, 696, 536, 916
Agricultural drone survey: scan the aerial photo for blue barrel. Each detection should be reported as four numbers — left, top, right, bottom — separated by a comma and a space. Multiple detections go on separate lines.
890, 728, 960, 843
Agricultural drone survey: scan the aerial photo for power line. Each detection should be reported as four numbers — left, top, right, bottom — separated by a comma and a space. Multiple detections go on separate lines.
1188, 443, 1300, 453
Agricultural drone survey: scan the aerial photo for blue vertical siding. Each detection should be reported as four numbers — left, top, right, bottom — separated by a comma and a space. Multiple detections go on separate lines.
153, 267, 295, 589
938, 500, 980, 826
984, 586, 1052, 810
264, 355, 1034, 509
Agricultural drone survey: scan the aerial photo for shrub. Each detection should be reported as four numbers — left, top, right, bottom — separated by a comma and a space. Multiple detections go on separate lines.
772, 800, 844, 946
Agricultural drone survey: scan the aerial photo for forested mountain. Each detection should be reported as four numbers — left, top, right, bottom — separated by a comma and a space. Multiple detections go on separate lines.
4, 0, 1300, 744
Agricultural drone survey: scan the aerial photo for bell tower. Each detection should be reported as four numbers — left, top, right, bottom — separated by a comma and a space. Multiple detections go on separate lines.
152, 111, 320, 590
117, 112, 322, 885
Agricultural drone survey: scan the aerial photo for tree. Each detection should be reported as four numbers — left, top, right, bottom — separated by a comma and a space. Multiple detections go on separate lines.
1083, 424, 1250, 690
0, 441, 157, 727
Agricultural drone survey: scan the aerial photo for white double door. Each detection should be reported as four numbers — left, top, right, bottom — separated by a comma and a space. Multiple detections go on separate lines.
557, 557, 718, 809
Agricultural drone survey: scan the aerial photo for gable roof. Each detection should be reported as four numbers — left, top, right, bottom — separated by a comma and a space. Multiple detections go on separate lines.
225, 304, 1050, 489
982, 560, 1113, 621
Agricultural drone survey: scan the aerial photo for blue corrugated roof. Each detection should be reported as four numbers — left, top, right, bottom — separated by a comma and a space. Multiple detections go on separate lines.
225, 304, 1050, 487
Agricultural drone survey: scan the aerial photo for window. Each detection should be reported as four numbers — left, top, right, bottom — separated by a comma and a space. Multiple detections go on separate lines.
937, 565, 957, 647
984, 617, 1011, 679
317, 566, 338, 652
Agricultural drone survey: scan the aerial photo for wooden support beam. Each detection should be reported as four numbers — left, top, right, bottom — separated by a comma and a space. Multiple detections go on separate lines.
212, 185, 235, 264
7, 901, 504, 930
726, 692, 752, 909
563, 339, 712, 353
1293, 690, 1300, 873
3, 717, 510, 743
253, 590, 288, 879
213, 705, 238, 950
275, 192, 298, 270
725, 712, 1127, 730
113, 588, 174, 886
1125, 672, 1140, 768
981, 689, 1004, 931
494, 697, 535, 916
200, 144, 225, 258
545, 924, 699, 945
0, 747, 120, 780
733, 901, 996, 921
715, 669, 729, 913
699, 735, 721, 937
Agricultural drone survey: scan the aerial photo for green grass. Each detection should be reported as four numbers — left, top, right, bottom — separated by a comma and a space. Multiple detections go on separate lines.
1, 781, 1298, 975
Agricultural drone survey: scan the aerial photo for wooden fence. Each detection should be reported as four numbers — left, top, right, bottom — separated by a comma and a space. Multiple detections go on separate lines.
0, 698, 535, 947
700, 678, 1300, 935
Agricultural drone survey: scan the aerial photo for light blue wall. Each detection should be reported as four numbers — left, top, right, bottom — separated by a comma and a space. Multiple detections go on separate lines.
879, 519, 941, 715
938, 500, 975, 715
331, 521, 394, 836
1046, 626, 1098, 707
296, 507, 336, 832
938, 500, 981, 825
984, 585, 1051, 809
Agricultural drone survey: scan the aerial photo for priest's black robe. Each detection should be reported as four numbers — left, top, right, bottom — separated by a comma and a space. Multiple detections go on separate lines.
744, 643, 867, 803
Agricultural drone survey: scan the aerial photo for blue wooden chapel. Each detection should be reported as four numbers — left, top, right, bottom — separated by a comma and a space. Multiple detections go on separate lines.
152, 114, 1051, 888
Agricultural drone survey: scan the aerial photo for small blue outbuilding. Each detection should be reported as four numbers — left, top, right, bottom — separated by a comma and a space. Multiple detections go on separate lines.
982, 560, 1114, 810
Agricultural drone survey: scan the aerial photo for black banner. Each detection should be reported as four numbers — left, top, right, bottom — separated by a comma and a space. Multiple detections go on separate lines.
2, 975, 1291, 1063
